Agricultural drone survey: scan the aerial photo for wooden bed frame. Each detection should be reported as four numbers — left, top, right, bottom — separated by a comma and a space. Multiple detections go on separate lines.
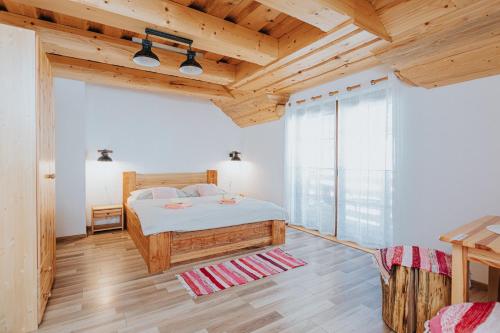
123, 170, 286, 274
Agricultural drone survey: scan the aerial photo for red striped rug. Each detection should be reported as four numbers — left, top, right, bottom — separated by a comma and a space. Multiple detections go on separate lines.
176, 248, 307, 297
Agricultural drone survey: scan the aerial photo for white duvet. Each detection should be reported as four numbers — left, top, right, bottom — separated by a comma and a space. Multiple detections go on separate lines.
129, 195, 288, 236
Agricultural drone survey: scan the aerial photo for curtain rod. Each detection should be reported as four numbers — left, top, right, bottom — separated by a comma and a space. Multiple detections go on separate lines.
291, 76, 388, 105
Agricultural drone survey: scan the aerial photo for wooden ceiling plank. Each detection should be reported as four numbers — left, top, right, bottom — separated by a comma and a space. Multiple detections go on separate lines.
375, 0, 472, 39
268, 38, 385, 93
205, 0, 244, 19
375, 8, 500, 70
12, 0, 279, 65
237, 4, 282, 32
254, 0, 391, 41
265, 15, 303, 38
231, 20, 362, 89
48, 54, 233, 100
213, 92, 288, 127
239, 30, 377, 91
278, 55, 380, 94
3, 0, 38, 17
398, 39, 500, 89
0, 11, 235, 85
226, 0, 259, 23
52, 13, 89, 30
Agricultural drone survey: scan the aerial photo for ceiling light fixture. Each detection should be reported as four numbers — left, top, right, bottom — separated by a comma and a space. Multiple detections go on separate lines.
133, 28, 203, 76
133, 38, 160, 67
180, 47, 203, 75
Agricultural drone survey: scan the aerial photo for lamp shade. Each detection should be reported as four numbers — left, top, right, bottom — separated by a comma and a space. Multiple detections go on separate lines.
133, 39, 160, 67
179, 50, 203, 75
97, 149, 113, 162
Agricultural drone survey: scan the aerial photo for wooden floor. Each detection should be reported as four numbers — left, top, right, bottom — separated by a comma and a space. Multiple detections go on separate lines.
38, 228, 486, 333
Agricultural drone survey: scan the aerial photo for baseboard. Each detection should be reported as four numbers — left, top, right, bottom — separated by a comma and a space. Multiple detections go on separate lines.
287, 224, 375, 254
471, 279, 489, 291
56, 233, 87, 243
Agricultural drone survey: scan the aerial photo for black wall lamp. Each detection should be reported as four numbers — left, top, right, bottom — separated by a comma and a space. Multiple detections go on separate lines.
97, 149, 113, 162
229, 151, 241, 161
132, 28, 203, 75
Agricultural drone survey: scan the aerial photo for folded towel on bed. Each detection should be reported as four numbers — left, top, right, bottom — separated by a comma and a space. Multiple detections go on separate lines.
373, 245, 452, 283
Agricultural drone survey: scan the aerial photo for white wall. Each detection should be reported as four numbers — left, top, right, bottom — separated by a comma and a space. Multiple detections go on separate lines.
55, 79, 87, 237
289, 68, 500, 282
241, 119, 285, 205
83, 84, 243, 224
55, 81, 246, 230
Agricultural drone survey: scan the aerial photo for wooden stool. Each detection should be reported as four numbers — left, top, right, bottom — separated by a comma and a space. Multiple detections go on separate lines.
381, 265, 451, 333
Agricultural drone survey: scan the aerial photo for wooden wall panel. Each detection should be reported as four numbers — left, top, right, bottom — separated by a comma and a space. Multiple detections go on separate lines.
0, 23, 38, 332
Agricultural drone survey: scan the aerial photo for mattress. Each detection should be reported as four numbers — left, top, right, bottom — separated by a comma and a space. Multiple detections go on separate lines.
128, 195, 288, 236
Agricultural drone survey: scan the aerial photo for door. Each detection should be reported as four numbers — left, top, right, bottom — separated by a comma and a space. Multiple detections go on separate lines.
37, 42, 56, 323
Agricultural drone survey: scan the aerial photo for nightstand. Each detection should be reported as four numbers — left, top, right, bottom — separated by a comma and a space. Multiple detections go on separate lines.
91, 204, 123, 234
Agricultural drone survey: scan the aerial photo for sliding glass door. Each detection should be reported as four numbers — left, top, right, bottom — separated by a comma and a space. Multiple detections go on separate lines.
286, 101, 336, 234
286, 85, 394, 248
337, 89, 393, 248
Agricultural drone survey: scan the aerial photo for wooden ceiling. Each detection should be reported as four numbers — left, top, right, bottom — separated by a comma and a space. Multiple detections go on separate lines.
0, 0, 499, 127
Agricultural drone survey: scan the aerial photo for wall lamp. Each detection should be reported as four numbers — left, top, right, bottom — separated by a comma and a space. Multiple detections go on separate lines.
229, 151, 241, 161
97, 149, 113, 162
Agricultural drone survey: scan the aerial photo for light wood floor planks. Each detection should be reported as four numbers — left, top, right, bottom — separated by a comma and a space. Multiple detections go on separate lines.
38, 228, 487, 333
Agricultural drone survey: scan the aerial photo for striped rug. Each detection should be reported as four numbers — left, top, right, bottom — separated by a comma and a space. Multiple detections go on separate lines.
176, 248, 307, 297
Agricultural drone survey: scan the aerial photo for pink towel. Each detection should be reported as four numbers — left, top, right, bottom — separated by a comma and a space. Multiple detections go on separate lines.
425, 302, 500, 333
374, 245, 452, 282
164, 203, 192, 209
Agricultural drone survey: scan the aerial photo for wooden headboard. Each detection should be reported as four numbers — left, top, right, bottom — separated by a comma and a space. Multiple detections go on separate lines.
123, 170, 217, 205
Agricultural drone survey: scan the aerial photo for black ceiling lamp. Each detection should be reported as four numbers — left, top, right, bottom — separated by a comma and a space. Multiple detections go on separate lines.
180, 47, 203, 75
133, 38, 160, 67
97, 149, 113, 162
229, 151, 241, 161
132, 28, 203, 76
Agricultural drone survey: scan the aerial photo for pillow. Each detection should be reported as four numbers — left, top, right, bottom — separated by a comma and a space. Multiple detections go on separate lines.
151, 187, 178, 200
197, 184, 225, 197
182, 183, 226, 197
181, 184, 200, 197
130, 188, 153, 200
130, 187, 187, 200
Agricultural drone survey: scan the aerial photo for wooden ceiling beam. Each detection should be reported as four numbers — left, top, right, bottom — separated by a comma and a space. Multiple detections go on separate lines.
0, 11, 235, 85
231, 21, 363, 89
12, 0, 279, 65
254, 0, 391, 41
277, 55, 380, 94
240, 30, 379, 92
269, 38, 385, 94
213, 92, 288, 127
48, 54, 234, 100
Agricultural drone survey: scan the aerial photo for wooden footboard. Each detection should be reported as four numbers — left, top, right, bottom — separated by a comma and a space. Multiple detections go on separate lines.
125, 205, 286, 274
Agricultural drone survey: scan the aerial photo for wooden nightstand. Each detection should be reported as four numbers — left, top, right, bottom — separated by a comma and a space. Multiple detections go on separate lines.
91, 204, 123, 234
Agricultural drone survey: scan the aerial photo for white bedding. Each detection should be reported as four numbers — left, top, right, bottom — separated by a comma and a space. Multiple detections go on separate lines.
128, 195, 288, 236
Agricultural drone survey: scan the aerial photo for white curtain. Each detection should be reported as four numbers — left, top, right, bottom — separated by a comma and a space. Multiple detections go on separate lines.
336, 88, 394, 248
285, 100, 336, 234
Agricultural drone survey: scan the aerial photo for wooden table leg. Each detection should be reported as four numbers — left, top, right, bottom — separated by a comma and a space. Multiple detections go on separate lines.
451, 244, 469, 304
488, 266, 500, 301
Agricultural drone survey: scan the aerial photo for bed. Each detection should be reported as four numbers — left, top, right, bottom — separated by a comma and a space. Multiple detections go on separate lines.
123, 170, 286, 274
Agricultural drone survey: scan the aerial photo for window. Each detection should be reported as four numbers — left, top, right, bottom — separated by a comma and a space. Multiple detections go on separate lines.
285, 85, 394, 248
